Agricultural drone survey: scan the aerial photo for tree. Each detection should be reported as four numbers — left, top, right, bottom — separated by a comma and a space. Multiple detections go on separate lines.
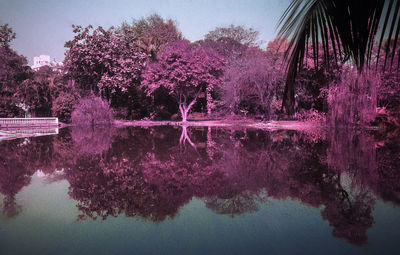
375, 39, 400, 125
120, 14, 183, 60
141, 40, 225, 122
64, 25, 148, 104
0, 24, 15, 47
15, 66, 56, 117
195, 36, 248, 116
51, 77, 80, 123
52, 92, 78, 123
266, 37, 290, 67
197, 37, 248, 61
0, 24, 31, 117
278, 0, 400, 114
205, 24, 260, 47
222, 47, 281, 118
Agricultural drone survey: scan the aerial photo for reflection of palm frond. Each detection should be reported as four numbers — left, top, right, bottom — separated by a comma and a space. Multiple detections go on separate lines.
278, 0, 400, 114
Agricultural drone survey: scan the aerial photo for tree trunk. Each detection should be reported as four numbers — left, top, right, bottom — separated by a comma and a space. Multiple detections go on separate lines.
179, 98, 197, 122
179, 104, 188, 122
282, 77, 295, 115
206, 89, 212, 116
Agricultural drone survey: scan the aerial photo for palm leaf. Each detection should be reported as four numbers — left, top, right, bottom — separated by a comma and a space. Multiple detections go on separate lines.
277, 0, 400, 114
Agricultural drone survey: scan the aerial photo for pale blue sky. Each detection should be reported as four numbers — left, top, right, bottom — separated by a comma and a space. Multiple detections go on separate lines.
0, 0, 290, 65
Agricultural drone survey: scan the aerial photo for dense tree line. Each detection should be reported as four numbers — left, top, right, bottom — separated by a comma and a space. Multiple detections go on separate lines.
1, 13, 399, 125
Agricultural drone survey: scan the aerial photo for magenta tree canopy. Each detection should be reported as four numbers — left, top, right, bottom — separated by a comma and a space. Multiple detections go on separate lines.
142, 40, 225, 121
64, 25, 148, 99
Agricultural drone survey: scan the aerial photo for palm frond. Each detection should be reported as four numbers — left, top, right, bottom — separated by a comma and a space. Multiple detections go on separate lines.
277, 0, 400, 114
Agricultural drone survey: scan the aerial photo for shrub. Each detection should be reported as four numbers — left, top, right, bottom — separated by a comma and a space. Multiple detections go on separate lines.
294, 109, 326, 122
71, 96, 113, 126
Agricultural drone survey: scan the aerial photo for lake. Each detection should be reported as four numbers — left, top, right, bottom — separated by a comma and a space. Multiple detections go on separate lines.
0, 125, 399, 255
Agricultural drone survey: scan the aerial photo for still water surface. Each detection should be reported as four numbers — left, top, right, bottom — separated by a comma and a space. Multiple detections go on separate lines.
0, 126, 399, 255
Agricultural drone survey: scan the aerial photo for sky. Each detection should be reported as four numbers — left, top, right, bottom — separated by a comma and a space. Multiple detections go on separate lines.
0, 0, 290, 65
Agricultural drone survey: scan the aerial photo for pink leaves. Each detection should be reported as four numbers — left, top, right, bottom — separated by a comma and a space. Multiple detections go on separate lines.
65, 25, 148, 94
222, 47, 278, 118
142, 40, 225, 100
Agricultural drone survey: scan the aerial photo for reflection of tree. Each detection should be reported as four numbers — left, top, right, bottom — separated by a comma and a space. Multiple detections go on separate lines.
0, 133, 71, 217
278, 131, 376, 245
204, 191, 266, 217
327, 129, 378, 185
322, 190, 375, 246
208, 128, 377, 245
179, 125, 196, 149
140, 152, 213, 220
1, 125, 400, 247
66, 127, 220, 221
63, 126, 394, 247
0, 137, 51, 217
65, 155, 160, 220
0, 146, 29, 217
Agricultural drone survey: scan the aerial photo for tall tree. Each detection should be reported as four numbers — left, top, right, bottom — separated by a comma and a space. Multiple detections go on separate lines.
141, 40, 225, 122
64, 25, 148, 96
222, 47, 281, 118
120, 14, 183, 60
0, 24, 31, 117
15, 66, 57, 117
205, 24, 260, 47
64, 25, 149, 118
197, 37, 248, 64
278, 0, 400, 114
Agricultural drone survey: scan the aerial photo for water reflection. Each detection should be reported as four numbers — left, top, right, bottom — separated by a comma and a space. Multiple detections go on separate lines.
0, 125, 399, 246
0, 136, 55, 217
71, 126, 115, 155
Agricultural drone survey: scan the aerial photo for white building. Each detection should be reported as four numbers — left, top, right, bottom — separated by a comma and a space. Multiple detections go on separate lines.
32, 55, 63, 71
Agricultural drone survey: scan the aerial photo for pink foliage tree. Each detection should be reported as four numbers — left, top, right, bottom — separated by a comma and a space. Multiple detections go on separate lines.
222, 47, 281, 118
64, 25, 148, 100
142, 40, 225, 122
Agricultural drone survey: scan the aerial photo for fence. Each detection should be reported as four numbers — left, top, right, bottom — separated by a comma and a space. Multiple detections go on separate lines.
0, 118, 59, 128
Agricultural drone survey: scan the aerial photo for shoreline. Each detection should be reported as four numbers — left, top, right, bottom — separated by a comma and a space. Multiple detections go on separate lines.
1, 119, 382, 139
114, 119, 328, 131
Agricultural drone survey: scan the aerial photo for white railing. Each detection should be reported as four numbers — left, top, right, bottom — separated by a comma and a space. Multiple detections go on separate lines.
0, 118, 59, 127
